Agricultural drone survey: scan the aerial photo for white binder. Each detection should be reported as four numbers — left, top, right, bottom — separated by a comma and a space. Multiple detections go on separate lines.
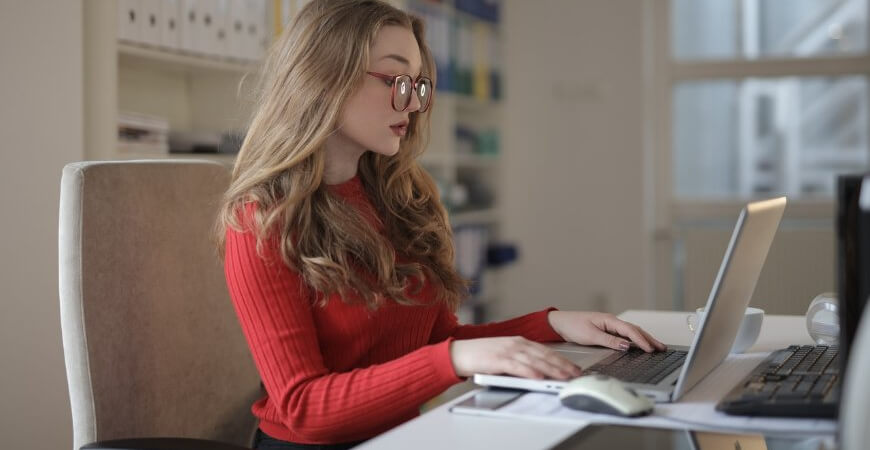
139, 0, 162, 47
239, 0, 266, 60
179, 0, 198, 53
244, 0, 267, 61
213, 0, 230, 58
160, 0, 181, 50
195, 0, 217, 55
117, 0, 141, 44
226, 0, 247, 60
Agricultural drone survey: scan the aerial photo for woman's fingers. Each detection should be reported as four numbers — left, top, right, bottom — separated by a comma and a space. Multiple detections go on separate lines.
501, 357, 546, 380
605, 319, 657, 352
588, 327, 633, 351
516, 341, 583, 379
449, 336, 588, 380
637, 327, 667, 351
498, 338, 581, 380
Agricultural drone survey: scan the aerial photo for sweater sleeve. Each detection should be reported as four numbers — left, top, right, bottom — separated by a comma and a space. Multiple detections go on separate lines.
429, 304, 564, 344
224, 226, 461, 443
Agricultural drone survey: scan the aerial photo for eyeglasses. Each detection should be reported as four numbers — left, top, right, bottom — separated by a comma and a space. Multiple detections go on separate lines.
366, 72, 433, 113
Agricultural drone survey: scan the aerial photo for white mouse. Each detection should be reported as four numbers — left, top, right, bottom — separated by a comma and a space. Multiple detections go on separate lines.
558, 374, 654, 417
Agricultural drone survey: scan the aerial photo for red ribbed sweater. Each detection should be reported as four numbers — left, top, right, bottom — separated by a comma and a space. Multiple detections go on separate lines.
223, 175, 563, 444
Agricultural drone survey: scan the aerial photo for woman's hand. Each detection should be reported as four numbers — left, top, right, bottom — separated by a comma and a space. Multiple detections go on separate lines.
547, 311, 667, 353
449, 336, 583, 380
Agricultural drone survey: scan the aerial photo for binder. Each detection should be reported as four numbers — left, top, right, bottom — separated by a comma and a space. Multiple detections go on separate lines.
433, 11, 451, 91
471, 22, 490, 101
196, 0, 218, 55
456, 19, 473, 96
242, 0, 267, 61
139, 0, 162, 47
488, 27, 501, 100
256, 0, 270, 60
226, 0, 247, 60
212, 0, 230, 57
117, 0, 141, 44
160, 0, 181, 50
272, 0, 289, 38
179, 0, 198, 53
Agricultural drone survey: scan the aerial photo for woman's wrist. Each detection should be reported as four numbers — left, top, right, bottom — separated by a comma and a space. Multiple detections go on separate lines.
547, 310, 566, 340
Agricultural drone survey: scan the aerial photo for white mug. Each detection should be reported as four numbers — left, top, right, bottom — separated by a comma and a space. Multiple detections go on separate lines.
686, 307, 765, 354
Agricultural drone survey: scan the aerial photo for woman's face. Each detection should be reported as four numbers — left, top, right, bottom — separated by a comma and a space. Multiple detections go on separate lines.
336, 25, 424, 157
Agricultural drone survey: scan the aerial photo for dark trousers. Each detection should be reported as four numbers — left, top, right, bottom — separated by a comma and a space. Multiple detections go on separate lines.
253, 429, 365, 450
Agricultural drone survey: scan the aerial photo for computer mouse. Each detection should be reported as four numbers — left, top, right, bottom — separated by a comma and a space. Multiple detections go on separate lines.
558, 374, 654, 417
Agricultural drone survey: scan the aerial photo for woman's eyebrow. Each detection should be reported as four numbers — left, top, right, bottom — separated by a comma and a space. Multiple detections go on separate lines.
378, 54, 422, 76
379, 54, 410, 66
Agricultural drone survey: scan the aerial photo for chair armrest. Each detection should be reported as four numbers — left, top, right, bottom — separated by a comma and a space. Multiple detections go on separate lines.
81, 437, 250, 450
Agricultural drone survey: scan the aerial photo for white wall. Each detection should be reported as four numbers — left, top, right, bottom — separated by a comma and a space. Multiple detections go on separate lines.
498, 0, 649, 318
0, 1, 83, 449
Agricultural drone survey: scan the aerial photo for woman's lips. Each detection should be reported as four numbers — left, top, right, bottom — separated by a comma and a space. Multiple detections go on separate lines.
390, 124, 407, 136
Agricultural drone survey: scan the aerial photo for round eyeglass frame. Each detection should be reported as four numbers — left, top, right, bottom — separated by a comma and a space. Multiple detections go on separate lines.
366, 71, 434, 113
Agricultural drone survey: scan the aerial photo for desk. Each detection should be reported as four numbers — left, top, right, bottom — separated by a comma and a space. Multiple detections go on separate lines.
357, 310, 818, 450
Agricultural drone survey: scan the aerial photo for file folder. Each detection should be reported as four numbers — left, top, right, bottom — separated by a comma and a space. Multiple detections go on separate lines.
117, 0, 141, 43
160, 0, 181, 50
140, 0, 162, 47
180, 0, 198, 53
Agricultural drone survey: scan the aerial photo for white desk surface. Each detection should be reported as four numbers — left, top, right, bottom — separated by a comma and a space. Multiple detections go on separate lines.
356, 310, 817, 450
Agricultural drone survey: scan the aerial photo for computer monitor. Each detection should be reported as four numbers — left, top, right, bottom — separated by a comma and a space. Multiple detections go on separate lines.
836, 174, 870, 375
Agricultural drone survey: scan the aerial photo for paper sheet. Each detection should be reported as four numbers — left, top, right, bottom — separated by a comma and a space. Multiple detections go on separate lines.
454, 353, 837, 436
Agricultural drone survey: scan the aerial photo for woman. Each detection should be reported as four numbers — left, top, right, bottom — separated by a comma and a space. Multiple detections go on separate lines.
217, 1, 665, 448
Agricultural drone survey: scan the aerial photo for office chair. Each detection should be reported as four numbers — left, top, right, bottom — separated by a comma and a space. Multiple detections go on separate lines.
59, 160, 261, 450
841, 303, 870, 450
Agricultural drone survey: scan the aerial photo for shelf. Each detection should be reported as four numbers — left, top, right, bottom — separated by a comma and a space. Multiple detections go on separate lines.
118, 43, 259, 74
421, 152, 498, 168
420, 152, 451, 166
438, 92, 502, 112
450, 208, 500, 226
456, 153, 498, 169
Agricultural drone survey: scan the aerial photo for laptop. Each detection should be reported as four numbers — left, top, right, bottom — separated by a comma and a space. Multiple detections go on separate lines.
474, 197, 787, 403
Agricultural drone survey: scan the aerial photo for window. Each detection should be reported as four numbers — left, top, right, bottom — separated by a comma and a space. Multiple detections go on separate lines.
668, 0, 870, 198
674, 76, 868, 198
650, 0, 870, 312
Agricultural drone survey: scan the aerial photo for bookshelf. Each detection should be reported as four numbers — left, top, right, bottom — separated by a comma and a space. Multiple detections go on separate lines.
393, 0, 505, 324
83, 1, 262, 166
84, 0, 505, 323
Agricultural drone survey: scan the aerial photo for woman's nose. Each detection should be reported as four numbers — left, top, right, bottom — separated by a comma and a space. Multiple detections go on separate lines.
406, 89, 422, 112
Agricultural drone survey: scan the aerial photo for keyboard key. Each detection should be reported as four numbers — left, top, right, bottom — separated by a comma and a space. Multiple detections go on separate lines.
794, 380, 815, 394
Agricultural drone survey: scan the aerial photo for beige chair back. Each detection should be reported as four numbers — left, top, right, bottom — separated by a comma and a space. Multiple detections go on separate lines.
59, 160, 260, 450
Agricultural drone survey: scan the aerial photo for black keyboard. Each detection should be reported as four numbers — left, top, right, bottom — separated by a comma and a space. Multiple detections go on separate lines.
586, 348, 688, 384
716, 345, 840, 418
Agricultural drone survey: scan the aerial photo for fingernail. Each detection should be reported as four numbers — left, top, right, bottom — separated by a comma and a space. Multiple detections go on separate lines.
618, 341, 630, 351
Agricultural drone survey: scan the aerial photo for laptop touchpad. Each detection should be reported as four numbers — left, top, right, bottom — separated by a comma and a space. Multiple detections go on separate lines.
548, 343, 613, 366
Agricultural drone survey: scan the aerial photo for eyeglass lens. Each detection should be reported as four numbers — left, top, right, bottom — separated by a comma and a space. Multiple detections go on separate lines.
393, 75, 432, 112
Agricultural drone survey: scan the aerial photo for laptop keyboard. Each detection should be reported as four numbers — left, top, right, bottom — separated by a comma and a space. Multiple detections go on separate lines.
585, 347, 688, 384
716, 345, 840, 418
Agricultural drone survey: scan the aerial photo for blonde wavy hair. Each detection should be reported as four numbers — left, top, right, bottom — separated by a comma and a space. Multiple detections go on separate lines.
216, 0, 466, 311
